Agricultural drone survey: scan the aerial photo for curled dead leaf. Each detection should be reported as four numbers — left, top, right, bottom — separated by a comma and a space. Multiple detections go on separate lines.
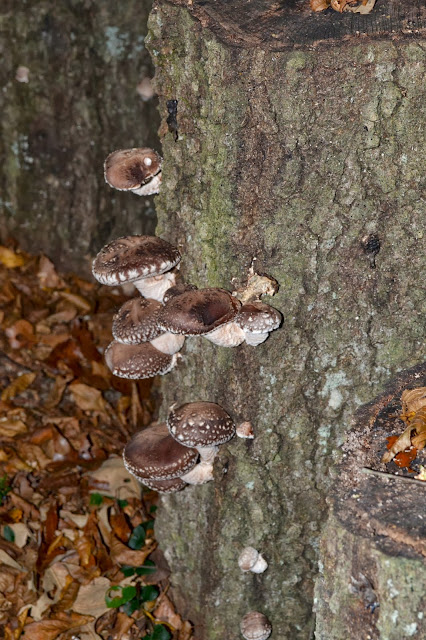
401, 387, 426, 420
22, 612, 94, 640
69, 382, 107, 413
37, 256, 66, 289
109, 534, 156, 567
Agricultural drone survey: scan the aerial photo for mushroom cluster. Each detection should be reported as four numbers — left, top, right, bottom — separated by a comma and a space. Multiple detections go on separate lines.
95, 144, 275, 637
92, 232, 282, 380
123, 402, 236, 491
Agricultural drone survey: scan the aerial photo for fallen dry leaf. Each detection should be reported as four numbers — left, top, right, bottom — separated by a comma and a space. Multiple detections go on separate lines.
22, 612, 94, 640
69, 382, 107, 413
73, 577, 111, 618
0, 246, 26, 268
0, 245, 191, 640
2, 373, 37, 402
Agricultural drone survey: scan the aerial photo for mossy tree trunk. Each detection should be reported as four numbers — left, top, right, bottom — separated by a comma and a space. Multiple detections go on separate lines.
0, 0, 158, 275
147, 1, 426, 639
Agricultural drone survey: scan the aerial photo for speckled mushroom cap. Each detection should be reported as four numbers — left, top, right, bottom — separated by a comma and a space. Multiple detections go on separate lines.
240, 612, 272, 640
236, 301, 282, 333
158, 288, 241, 336
167, 401, 235, 448
141, 476, 188, 493
104, 340, 177, 379
112, 298, 163, 344
162, 282, 198, 304
92, 235, 181, 286
123, 423, 198, 481
104, 148, 162, 191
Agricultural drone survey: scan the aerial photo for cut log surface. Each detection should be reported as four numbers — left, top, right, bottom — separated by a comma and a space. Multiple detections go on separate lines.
167, 0, 426, 49
316, 364, 426, 639
149, 1, 425, 638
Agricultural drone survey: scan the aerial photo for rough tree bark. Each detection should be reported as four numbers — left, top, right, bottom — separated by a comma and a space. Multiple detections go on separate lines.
146, 1, 426, 639
0, 0, 158, 275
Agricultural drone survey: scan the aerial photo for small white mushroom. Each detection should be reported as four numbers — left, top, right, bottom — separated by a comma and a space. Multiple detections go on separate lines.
240, 611, 272, 640
236, 421, 255, 439
238, 547, 268, 574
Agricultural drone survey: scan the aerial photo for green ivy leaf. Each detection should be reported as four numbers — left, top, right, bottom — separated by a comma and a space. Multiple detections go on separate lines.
128, 524, 146, 550
3, 525, 15, 542
135, 559, 156, 575
142, 519, 154, 532
140, 585, 159, 602
105, 585, 137, 608
89, 493, 104, 506
145, 624, 172, 640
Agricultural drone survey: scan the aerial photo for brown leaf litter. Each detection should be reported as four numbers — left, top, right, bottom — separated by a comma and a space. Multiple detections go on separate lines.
0, 245, 193, 640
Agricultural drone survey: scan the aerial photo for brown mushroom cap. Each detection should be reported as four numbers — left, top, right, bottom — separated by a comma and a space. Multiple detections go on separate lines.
105, 340, 177, 379
236, 301, 282, 333
112, 298, 163, 344
92, 235, 181, 287
141, 476, 188, 493
123, 423, 198, 481
158, 288, 241, 336
104, 148, 162, 191
162, 282, 198, 305
167, 401, 235, 448
240, 612, 272, 640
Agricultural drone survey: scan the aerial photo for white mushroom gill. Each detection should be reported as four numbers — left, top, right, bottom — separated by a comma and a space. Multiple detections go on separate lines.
133, 271, 177, 302
203, 322, 245, 347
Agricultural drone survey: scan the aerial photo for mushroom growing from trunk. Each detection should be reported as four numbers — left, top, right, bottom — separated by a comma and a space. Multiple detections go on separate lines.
238, 547, 268, 574
240, 612, 272, 640
104, 341, 179, 379
123, 423, 198, 490
112, 297, 185, 355
158, 287, 243, 346
235, 301, 282, 346
167, 401, 235, 484
104, 147, 162, 196
92, 235, 181, 302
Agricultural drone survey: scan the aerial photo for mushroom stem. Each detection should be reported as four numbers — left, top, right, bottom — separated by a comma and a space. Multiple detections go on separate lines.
197, 445, 219, 464
242, 332, 269, 346
203, 322, 245, 347
150, 332, 185, 355
179, 445, 219, 485
180, 459, 214, 485
134, 271, 177, 302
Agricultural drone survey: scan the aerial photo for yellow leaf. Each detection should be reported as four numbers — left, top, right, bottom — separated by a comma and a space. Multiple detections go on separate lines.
1, 373, 36, 402
0, 246, 26, 268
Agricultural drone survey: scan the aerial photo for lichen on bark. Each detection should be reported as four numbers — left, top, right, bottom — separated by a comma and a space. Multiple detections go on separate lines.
147, 2, 425, 638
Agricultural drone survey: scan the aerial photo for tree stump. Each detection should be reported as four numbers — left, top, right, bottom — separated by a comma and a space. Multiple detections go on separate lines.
147, 1, 426, 638
316, 362, 426, 639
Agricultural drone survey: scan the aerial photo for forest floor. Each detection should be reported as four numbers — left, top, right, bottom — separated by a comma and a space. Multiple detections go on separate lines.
0, 244, 193, 640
